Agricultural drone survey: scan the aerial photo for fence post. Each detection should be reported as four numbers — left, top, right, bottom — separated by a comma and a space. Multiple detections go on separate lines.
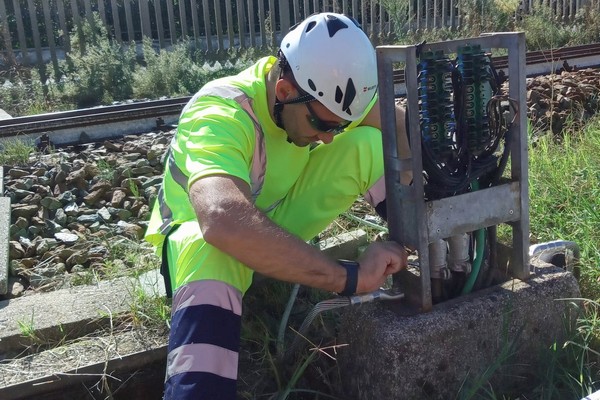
225, 0, 235, 48
41, 0, 60, 79
236, 0, 246, 47
247, 0, 256, 47
166, 0, 177, 45
258, 0, 266, 47
26, 0, 44, 72
97, 0, 107, 25
280, 0, 291, 34
190, 0, 200, 42
140, 0, 153, 39
205, 0, 215, 52
153, 0, 165, 48
179, 0, 188, 38
123, 0, 135, 41
110, 0, 122, 43
0, 0, 16, 67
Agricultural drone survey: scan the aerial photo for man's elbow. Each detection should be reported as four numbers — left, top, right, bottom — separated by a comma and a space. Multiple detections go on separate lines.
197, 208, 231, 247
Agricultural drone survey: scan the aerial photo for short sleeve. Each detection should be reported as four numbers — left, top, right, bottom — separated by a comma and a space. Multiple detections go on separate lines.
171, 96, 256, 192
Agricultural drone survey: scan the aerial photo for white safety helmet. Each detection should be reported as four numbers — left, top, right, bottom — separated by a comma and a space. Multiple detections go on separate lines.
280, 13, 378, 121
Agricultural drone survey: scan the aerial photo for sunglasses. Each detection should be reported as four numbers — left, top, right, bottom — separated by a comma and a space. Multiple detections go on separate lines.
305, 101, 350, 135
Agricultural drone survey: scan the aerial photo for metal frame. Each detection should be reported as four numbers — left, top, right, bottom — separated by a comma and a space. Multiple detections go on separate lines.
378, 33, 530, 312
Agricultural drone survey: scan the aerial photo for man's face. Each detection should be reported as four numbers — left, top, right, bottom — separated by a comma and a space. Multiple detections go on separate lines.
283, 100, 350, 147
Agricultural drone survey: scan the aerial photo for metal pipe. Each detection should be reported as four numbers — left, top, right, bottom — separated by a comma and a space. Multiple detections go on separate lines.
447, 233, 471, 273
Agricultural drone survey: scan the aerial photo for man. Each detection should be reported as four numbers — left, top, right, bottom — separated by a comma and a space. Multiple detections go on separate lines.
145, 12, 409, 399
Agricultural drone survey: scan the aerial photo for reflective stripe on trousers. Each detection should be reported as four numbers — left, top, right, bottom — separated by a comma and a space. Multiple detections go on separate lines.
164, 280, 242, 400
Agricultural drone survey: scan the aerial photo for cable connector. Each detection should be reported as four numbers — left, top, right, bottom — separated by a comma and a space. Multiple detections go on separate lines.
350, 288, 405, 305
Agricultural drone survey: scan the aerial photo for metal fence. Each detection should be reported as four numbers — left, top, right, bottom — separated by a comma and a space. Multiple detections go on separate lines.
0, 0, 594, 70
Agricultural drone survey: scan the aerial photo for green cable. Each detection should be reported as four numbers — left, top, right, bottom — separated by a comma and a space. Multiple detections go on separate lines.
461, 181, 485, 295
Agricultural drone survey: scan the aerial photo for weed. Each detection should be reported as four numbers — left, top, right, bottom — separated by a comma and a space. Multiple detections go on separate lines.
0, 137, 35, 166
525, 299, 600, 399
17, 312, 40, 342
127, 283, 171, 332
519, 5, 572, 50
96, 159, 116, 182
528, 116, 600, 299
457, 306, 522, 399
59, 13, 137, 108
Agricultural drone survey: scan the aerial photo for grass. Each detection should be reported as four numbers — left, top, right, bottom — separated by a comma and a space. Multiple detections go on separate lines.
0, 137, 35, 166
528, 117, 600, 300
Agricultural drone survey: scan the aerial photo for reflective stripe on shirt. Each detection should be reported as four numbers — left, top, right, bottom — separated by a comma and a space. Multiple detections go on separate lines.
156, 84, 269, 237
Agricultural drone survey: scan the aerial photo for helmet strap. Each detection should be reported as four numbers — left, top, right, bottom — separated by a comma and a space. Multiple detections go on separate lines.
274, 99, 285, 130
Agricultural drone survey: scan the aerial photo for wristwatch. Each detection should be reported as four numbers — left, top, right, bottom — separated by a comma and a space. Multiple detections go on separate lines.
337, 259, 360, 296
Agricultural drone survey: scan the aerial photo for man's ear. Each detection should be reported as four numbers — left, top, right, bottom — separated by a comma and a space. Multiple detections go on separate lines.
275, 78, 297, 102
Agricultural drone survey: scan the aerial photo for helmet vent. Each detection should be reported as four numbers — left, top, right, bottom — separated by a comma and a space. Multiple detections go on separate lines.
325, 15, 349, 37
341, 78, 356, 116
305, 21, 317, 33
335, 87, 343, 103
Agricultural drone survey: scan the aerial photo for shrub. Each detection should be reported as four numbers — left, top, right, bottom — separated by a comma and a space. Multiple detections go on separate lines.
59, 14, 137, 108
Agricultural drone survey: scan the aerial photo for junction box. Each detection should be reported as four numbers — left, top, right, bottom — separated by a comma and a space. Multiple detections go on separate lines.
378, 32, 529, 312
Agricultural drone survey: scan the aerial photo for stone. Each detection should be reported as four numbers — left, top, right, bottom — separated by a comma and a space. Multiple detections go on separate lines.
11, 204, 38, 219
110, 190, 127, 207
54, 232, 79, 245
7, 168, 29, 179
40, 196, 62, 210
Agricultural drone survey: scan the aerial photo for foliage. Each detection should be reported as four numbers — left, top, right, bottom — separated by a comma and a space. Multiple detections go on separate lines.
519, 6, 573, 50
0, 136, 35, 166
239, 279, 342, 399
132, 39, 253, 99
383, 0, 600, 52
526, 300, 599, 400
58, 14, 137, 108
528, 116, 600, 300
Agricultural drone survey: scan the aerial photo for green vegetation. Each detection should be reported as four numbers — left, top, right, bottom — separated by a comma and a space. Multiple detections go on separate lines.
0, 13, 270, 117
529, 117, 600, 300
0, 137, 35, 165
384, 1, 600, 50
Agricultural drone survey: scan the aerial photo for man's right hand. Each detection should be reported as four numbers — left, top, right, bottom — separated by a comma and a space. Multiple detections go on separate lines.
355, 241, 407, 294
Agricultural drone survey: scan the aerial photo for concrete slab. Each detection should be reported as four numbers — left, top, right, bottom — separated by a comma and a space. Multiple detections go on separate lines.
319, 229, 368, 260
0, 275, 149, 359
0, 195, 9, 296
337, 264, 581, 400
0, 108, 11, 121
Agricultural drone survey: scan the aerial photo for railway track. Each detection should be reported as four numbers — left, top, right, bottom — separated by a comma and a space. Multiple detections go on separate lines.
1, 42, 600, 146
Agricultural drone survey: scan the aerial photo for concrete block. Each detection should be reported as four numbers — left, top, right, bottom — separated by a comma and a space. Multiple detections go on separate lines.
337, 265, 581, 400
319, 229, 368, 260
0, 196, 9, 295
0, 276, 153, 358
0, 108, 11, 120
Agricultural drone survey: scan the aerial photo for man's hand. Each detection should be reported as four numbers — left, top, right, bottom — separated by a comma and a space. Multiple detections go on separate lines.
355, 241, 407, 294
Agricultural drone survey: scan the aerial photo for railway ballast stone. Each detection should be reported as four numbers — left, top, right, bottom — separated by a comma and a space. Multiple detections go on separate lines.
522, 68, 600, 135
2, 130, 173, 297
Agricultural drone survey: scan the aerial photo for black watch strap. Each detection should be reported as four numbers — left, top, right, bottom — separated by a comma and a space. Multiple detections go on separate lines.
337, 260, 359, 296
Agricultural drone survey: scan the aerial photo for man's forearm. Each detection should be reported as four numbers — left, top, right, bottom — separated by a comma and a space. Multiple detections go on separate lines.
190, 175, 347, 293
